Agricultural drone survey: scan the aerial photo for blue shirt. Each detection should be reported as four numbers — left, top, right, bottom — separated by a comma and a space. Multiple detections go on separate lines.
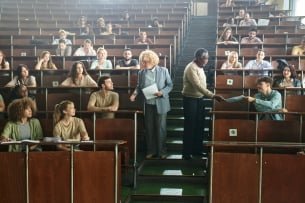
245, 60, 273, 76
254, 89, 283, 120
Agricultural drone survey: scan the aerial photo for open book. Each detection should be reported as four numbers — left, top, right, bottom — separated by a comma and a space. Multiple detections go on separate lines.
1, 139, 40, 144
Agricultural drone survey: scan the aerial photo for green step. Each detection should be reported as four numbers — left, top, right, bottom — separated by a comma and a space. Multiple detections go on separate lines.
168, 107, 184, 115
170, 98, 183, 106
138, 159, 207, 177
127, 195, 206, 203
133, 176, 208, 196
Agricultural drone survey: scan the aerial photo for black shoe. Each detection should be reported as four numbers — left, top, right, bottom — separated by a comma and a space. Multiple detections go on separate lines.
182, 154, 193, 160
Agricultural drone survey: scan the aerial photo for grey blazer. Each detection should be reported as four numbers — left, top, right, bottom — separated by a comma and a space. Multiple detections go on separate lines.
134, 66, 173, 114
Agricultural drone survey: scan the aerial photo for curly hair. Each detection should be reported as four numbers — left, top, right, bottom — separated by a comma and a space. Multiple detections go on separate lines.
7, 97, 36, 122
139, 50, 159, 67
68, 61, 88, 85
53, 100, 74, 125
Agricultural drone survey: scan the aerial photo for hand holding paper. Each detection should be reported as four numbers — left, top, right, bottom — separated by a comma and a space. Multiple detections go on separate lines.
142, 83, 158, 100
225, 95, 246, 103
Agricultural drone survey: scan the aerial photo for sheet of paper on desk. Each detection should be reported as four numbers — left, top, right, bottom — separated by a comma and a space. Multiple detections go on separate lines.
142, 83, 158, 100
225, 95, 245, 103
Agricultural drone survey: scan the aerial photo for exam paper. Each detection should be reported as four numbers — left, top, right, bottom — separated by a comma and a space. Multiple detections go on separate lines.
225, 95, 245, 103
142, 83, 158, 100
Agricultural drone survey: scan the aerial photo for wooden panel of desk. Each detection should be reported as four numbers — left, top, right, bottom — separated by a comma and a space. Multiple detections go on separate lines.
0, 151, 119, 203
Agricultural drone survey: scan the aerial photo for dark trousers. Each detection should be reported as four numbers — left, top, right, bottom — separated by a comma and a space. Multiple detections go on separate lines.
144, 104, 167, 156
182, 96, 206, 156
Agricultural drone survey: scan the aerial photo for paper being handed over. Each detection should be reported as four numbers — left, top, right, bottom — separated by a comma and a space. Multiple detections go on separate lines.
225, 95, 245, 103
142, 83, 158, 100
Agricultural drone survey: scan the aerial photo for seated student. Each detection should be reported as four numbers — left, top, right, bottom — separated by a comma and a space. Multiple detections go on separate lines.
0, 50, 10, 70
77, 15, 87, 28
73, 39, 97, 56
291, 36, 305, 56
52, 29, 72, 45
90, 47, 112, 70
245, 76, 287, 120
0, 97, 43, 152
55, 39, 72, 56
0, 94, 5, 112
80, 24, 94, 36
53, 100, 90, 151
5, 64, 36, 87
115, 48, 140, 69
8, 84, 36, 105
35, 51, 57, 70
220, 0, 237, 7
96, 17, 106, 31
148, 17, 163, 28
220, 51, 242, 74
134, 32, 153, 45
223, 17, 237, 27
273, 65, 302, 95
235, 8, 245, 19
217, 27, 238, 45
244, 49, 273, 76
120, 11, 130, 21
254, 0, 266, 6
0, 93, 4, 119
240, 28, 262, 44
272, 59, 288, 71
60, 61, 97, 87
87, 76, 119, 119
100, 22, 115, 35
239, 12, 257, 26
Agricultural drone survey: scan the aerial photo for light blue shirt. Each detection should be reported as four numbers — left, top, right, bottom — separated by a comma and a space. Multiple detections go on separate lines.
90, 60, 113, 69
244, 60, 273, 76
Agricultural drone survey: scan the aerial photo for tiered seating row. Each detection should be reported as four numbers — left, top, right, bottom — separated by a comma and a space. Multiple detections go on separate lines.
0, 44, 173, 71
0, 84, 142, 112
218, 23, 305, 35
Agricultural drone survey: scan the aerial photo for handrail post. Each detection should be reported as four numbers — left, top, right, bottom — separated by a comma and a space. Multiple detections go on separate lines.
133, 111, 138, 188
70, 145, 74, 203
114, 144, 118, 203
258, 147, 263, 203
209, 146, 214, 203
26, 144, 29, 203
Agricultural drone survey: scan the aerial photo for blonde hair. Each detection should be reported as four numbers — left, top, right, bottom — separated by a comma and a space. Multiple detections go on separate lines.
227, 51, 239, 68
53, 100, 74, 125
58, 29, 67, 35
139, 50, 159, 67
97, 47, 107, 55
